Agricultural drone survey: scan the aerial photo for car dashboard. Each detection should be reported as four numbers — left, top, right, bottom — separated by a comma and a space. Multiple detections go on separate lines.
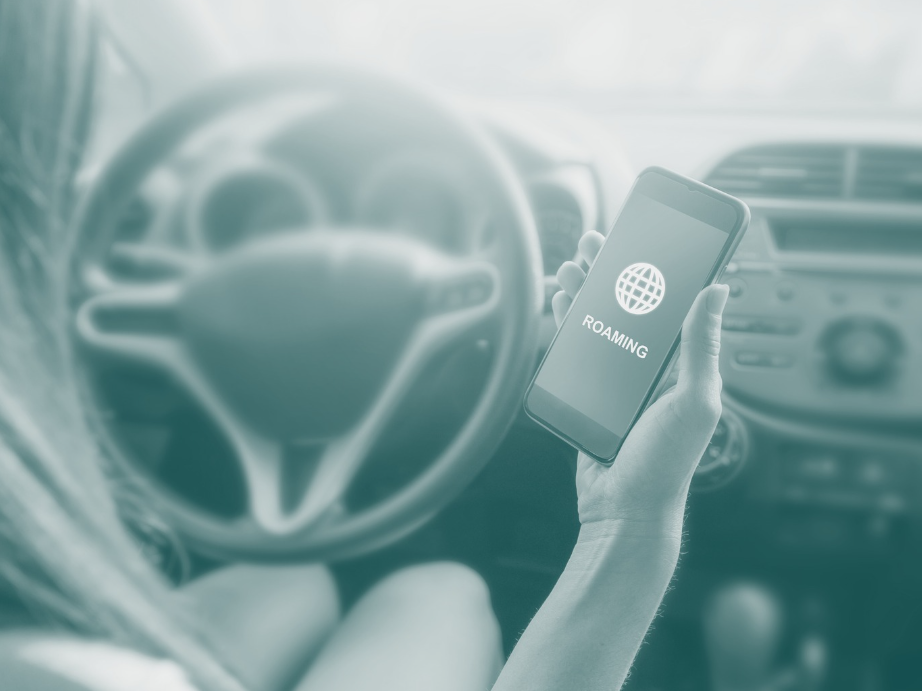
96, 100, 922, 686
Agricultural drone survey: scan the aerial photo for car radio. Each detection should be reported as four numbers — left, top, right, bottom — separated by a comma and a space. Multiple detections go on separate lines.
718, 201, 922, 424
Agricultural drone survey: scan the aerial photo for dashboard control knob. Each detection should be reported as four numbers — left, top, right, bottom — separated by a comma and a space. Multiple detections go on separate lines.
694, 405, 750, 491
820, 318, 902, 386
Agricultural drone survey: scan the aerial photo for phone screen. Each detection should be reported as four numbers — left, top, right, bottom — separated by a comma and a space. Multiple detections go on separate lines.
526, 169, 744, 461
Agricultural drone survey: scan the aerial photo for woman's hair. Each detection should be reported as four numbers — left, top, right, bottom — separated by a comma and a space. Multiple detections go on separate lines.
0, 2, 244, 689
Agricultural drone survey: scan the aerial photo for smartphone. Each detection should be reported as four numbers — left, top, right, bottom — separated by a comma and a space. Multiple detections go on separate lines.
524, 167, 750, 464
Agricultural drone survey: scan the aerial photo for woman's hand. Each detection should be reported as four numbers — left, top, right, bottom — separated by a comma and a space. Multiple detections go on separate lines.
553, 230, 730, 535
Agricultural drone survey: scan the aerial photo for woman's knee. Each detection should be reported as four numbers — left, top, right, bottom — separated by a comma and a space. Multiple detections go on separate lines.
187, 563, 341, 635
374, 561, 493, 611
186, 564, 341, 691
298, 563, 503, 691
366, 561, 501, 651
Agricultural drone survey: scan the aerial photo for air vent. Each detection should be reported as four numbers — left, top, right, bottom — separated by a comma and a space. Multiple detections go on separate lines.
854, 147, 922, 202
705, 144, 847, 198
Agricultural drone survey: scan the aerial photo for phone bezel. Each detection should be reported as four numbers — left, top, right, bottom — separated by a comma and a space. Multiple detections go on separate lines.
523, 166, 751, 465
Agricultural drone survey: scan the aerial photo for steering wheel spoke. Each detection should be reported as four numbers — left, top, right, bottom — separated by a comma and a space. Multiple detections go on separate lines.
423, 257, 501, 340
80, 245, 203, 297
75, 282, 184, 364
149, 357, 300, 535
78, 284, 327, 534
241, 279, 501, 534
250, 260, 501, 534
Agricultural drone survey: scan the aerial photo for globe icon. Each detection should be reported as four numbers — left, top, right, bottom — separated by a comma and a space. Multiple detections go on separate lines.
615, 262, 666, 315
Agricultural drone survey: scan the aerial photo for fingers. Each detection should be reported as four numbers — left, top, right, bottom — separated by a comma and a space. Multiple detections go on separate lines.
674, 283, 730, 421
556, 261, 585, 299
557, 230, 604, 297
578, 230, 605, 266
551, 291, 572, 327
552, 230, 604, 328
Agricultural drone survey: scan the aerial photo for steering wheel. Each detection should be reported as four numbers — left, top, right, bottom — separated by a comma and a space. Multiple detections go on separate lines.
68, 66, 543, 561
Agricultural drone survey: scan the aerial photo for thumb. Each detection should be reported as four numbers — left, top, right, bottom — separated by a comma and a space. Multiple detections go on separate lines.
675, 283, 729, 420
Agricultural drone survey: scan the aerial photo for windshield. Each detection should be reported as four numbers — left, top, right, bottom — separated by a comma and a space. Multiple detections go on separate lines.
203, 0, 922, 113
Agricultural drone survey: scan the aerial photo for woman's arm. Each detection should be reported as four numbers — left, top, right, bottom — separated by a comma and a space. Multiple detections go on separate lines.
492, 521, 681, 691
493, 230, 729, 691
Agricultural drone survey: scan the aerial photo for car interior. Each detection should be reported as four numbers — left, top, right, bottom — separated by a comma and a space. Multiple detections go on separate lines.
55, 1, 922, 689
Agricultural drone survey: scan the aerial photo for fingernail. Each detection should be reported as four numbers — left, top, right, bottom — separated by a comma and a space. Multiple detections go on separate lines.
707, 284, 730, 316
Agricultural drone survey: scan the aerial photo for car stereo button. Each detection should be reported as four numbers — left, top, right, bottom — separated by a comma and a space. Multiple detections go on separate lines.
723, 316, 801, 335
753, 318, 800, 335
858, 459, 886, 487
722, 315, 756, 332
880, 494, 906, 513
776, 281, 796, 301
735, 351, 763, 366
768, 353, 794, 367
735, 351, 794, 368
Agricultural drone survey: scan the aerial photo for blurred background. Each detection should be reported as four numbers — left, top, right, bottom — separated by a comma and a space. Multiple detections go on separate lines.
65, 0, 922, 689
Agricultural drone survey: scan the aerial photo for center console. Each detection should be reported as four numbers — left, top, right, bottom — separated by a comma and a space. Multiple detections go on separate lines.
696, 146, 922, 529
